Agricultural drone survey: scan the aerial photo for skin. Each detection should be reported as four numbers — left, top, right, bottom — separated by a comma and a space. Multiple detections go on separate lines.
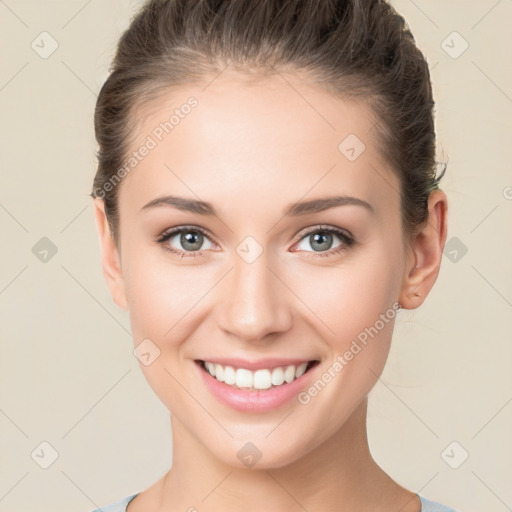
94, 70, 447, 512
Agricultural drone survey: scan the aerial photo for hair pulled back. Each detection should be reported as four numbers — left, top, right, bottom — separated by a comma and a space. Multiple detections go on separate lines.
92, 0, 446, 247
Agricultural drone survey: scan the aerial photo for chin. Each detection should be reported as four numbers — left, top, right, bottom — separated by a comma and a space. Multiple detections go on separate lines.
209, 433, 317, 471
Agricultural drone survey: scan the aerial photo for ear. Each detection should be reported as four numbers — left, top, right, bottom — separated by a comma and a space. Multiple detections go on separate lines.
399, 189, 448, 309
93, 198, 128, 311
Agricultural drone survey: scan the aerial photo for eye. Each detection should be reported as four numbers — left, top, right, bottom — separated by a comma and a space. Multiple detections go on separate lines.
292, 225, 355, 256
156, 226, 215, 257
156, 224, 355, 259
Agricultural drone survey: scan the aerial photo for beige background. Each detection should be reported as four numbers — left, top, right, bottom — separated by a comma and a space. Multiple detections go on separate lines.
1, 1, 511, 511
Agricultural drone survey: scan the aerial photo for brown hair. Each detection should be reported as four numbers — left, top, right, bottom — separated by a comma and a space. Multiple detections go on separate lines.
91, 0, 446, 247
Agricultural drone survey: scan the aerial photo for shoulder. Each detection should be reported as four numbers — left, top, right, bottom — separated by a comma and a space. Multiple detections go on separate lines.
90, 493, 139, 512
90, 492, 458, 512
419, 495, 460, 512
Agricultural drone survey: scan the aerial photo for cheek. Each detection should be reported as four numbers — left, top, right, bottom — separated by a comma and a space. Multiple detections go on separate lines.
293, 247, 402, 351
121, 242, 211, 342
290, 249, 402, 431
121, 251, 207, 408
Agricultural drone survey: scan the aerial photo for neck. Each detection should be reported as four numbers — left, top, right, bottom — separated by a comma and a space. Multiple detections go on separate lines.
140, 398, 418, 512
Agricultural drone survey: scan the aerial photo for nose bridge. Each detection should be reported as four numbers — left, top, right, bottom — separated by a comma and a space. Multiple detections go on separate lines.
217, 248, 292, 342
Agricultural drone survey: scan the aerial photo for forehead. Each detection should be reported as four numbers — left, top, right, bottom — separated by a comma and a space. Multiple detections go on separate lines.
119, 71, 400, 218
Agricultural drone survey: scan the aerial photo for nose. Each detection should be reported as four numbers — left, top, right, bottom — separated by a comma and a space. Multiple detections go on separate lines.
216, 252, 293, 344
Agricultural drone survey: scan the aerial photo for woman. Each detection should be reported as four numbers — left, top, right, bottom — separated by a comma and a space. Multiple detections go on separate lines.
90, 0, 456, 510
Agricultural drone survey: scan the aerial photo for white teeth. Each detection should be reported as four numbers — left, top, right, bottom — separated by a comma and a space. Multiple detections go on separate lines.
284, 365, 295, 383
253, 369, 272, 390
224, 365, 236, 385
235, 368, 253, 388
203, 361, 314, 390
215, 364, 225, 382
206, 362, 215, 376
271, 367, 285, 386
295, 362, 308, 378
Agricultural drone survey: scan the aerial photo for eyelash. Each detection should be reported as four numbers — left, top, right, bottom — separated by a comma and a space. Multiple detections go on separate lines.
155, 224, 355, 259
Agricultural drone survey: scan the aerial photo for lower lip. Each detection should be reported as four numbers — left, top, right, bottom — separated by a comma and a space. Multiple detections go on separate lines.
195, 361, 318, 413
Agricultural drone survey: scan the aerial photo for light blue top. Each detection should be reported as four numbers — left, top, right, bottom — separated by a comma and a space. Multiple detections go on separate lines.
91, 492, 459, 511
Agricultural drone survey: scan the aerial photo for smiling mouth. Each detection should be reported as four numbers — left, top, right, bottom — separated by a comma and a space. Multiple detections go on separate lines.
196, 359, 320, 391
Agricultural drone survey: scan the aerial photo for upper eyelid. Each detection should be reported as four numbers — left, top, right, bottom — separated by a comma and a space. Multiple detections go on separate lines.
157, 225, 217, 247
298, 225, 352, 239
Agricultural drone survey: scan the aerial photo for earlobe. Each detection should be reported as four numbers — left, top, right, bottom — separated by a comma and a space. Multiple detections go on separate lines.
93, 198, 129, 311
399, 190, 448, 310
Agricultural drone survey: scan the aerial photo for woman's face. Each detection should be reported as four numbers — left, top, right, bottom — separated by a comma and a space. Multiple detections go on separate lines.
98, 71, 413, 468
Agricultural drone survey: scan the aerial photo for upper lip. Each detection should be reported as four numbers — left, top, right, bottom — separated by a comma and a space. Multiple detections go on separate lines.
196, 358, 318, 371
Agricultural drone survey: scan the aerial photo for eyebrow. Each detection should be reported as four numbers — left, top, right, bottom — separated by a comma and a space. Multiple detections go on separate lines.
140, 194, 374, 216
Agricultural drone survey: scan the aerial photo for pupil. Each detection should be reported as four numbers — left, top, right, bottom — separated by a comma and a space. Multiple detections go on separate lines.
311, 232, 332, 252
181, 231, 202, 251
